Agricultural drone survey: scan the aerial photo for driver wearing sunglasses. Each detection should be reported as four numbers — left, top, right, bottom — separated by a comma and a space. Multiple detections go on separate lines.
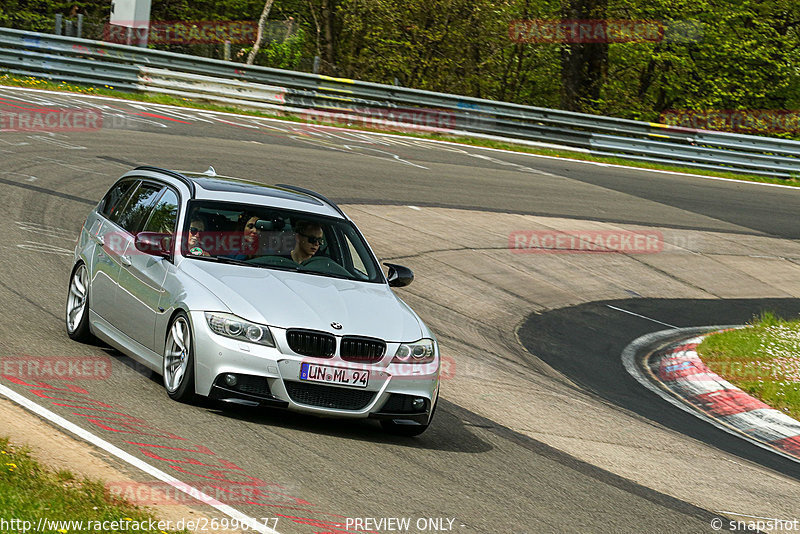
291, 220, 325, 264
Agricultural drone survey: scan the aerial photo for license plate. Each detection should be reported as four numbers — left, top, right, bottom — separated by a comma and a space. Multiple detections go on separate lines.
299, 363, 369, 388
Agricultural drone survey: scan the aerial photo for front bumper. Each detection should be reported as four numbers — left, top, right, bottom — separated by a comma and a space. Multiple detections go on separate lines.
190, 311, 439, 422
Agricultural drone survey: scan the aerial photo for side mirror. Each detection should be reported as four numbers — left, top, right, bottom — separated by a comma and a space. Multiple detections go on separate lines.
385, 262, 414, 287
135, 232, 171, 257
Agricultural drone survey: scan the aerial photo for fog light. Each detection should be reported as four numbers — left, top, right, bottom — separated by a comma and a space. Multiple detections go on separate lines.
412, 397, 425, 410
224, 374, 238, 387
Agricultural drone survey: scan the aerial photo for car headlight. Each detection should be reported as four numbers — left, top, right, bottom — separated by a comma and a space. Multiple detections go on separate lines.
205, 312, 275, 347
391, 338, 435, 364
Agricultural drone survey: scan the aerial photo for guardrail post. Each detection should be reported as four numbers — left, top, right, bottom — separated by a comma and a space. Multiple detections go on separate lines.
54, 14, 62, 35
65, 20, 73, 37
313, 55, 320, 74
224, 40, 231, 61
77, 14, 83, 39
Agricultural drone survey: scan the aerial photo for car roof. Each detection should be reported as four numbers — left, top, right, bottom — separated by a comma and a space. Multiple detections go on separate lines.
130, 166, 346, 219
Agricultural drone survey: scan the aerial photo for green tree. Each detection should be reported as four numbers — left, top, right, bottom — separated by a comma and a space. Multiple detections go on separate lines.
599, 0, 800, 119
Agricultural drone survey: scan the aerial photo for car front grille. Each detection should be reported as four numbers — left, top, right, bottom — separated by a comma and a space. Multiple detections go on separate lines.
284, 381, 375, 410
340, 336, 386, 363
286, 329, 336, 358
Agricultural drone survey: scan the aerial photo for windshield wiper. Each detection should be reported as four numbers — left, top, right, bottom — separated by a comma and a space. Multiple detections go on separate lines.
258, 263, 301, 272
296, 268, 353, 280
189, 255, 354, 279
187, 255, 255, 267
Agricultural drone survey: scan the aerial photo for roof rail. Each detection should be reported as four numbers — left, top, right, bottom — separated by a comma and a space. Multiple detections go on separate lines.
275, 184, 345, 217
134, 166, 196, 196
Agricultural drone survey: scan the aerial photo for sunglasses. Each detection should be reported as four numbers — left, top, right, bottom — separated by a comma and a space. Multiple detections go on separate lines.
189, 227, 202, 235
300, 233, 325, 246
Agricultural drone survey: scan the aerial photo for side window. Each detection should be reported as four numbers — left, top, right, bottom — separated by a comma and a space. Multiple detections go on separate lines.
344, 234, 368, 276
100, 180, 136, 219
142, 189, 179, 234
338, 224, 380, 281
111, 183, 164, 233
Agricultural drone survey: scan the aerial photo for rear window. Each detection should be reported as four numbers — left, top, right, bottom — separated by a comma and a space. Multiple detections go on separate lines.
99, 180, 136, 218
111, 182, 164, 233
142, 189, 180, 234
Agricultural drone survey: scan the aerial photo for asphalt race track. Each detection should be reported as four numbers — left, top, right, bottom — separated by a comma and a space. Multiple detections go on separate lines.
519, 298, 800, 478
2, 86, 800, 533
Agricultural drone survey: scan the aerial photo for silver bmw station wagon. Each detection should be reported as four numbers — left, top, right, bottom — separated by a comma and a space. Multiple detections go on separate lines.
66, 166, 440, 435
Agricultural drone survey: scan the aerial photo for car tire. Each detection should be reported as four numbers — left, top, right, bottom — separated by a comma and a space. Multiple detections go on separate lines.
65, 262, 94, 343
380, 394, 438, 437
163, 312, 196, 402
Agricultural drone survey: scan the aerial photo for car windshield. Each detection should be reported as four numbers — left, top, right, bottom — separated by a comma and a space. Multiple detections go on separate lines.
181, 201, 383, 283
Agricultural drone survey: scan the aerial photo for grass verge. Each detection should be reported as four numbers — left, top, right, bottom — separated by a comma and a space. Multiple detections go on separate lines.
0, 437, 188, 534
1, 73, 798, 188
697, 312, 800, 420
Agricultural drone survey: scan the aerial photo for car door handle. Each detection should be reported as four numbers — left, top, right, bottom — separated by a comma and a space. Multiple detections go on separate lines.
120, 255, 132, 267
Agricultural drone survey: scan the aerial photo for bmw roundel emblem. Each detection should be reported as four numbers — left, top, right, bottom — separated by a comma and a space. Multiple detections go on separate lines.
331, 322, 343, 330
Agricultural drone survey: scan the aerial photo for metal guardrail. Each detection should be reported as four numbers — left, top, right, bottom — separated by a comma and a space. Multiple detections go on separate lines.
2, 26, 800, 178
138, 66, 287, 108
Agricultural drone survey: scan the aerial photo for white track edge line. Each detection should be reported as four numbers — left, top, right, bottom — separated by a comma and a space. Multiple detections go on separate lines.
0, 382, 280, 534
0, 84, 797, 191
620, 326, 800, 466
606, 305, 679, 329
